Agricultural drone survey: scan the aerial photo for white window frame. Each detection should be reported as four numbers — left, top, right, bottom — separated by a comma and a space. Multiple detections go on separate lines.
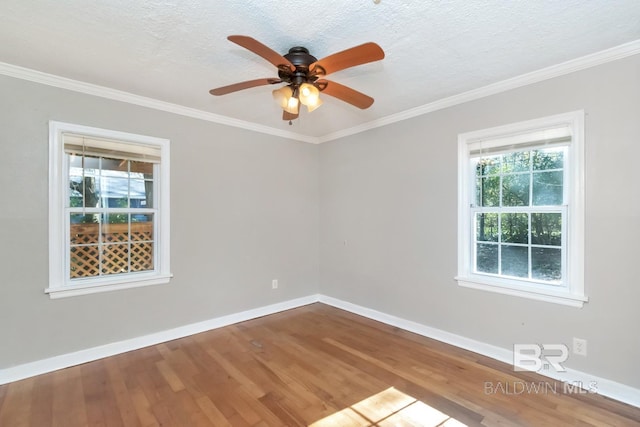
47, 121, 171, 299
456, 111, 586, 307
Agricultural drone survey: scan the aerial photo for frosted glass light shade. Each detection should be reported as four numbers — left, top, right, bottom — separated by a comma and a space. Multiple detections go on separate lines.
284, 95, 299, 114
299, 83, 321, 109
272, 86, 293, 109
306, 97, 323, 113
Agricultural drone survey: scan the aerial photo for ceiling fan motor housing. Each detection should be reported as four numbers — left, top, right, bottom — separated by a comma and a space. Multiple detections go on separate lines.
279, 47, 319, 85
284, 47, 317, 68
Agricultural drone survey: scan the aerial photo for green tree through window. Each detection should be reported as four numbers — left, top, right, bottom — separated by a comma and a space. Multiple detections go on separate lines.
474, 147, 565, 282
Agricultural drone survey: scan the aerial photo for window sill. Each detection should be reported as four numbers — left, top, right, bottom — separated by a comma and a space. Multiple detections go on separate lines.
455, 275, 587, 308
45, 273, 173, 299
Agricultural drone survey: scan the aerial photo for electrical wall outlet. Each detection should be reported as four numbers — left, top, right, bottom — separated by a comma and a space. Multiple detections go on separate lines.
272, 279, 278, 289
573, 337, 587, 356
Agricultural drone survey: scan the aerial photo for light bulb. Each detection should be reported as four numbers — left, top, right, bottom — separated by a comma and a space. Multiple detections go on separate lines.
272, 86, 293, 109
298, 83, 320, 108
284, 95, 299, 114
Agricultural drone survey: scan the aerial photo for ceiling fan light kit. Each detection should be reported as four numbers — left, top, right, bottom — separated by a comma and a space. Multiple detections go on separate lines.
272, 86, 293, 109
298, 83, 321, 110
210, 35, 385, 124
284, 88, 300, 115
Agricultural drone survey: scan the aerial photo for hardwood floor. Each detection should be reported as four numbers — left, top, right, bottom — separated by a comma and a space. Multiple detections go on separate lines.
1, 303, 638, 426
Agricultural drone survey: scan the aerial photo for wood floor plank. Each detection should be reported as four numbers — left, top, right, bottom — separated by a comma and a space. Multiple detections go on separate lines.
195, 395, 233, 427
51, 366, 88, 427
206, 347, 267, 399
81, 360, 125, 426
0, 376, 34, 427
128, 386, 159, 427
259, 391, 308, 426
0, 374, 7, 409
155, 360, 186, 393
225, 386, 275, 426
105, 357, 143, 427
27, 372, 53, 427
1, 303, 639, 426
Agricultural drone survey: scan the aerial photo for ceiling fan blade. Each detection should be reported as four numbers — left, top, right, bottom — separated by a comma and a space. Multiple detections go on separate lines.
209, 78, 281, 96
317, 79, 374, 109
310, 42, 384, 76
228, 35, 295, 72
283, 110, 298, 121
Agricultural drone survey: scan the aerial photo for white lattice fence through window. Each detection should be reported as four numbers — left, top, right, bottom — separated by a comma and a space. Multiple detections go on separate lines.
69, 222, 153, 278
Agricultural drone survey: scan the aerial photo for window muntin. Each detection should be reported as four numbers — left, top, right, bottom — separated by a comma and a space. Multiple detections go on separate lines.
472, 147, 566, 285
48, 122, 171, 298
456, 111, 585, 307
67, 154, 156, 279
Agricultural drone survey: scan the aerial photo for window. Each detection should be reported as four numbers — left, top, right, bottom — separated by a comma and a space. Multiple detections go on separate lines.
48, 122, 171, 298
457, 111, 586, 307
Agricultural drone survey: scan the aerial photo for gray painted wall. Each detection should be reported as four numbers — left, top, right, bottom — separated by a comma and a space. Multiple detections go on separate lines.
319, 55, 640, 388
1, 54, 639, 391
0, 75, 319, 367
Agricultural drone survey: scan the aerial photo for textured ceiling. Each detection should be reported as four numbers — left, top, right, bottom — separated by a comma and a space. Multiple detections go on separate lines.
1, 1, 639, 139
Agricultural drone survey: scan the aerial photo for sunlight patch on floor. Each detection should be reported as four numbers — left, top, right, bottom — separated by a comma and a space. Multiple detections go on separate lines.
309, 387, 467, 426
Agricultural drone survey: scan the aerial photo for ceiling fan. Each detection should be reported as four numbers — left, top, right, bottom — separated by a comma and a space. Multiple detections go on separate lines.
209, 35, 385, 123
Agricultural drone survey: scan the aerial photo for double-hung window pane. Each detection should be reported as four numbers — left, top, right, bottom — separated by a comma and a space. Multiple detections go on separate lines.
67, 153, 156, 280
473, 147, 565, 284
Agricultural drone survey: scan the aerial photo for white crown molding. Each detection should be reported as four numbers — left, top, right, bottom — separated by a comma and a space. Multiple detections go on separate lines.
316, 39, 640, 143
0, 62, 319, 144
1, 39, 638, 145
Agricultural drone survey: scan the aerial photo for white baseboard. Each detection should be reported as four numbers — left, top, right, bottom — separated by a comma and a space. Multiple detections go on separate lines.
0, 294, 319, 385
318, 295, 640, 409
1, 293, 638, 409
